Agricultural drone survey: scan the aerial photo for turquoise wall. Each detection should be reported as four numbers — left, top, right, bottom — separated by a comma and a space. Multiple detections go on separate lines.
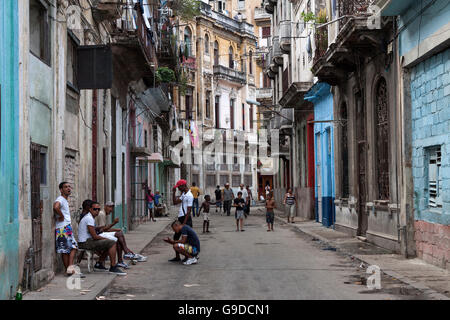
0, 0, 19, 300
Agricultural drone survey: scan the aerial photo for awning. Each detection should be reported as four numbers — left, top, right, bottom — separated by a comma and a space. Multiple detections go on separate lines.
246, 99, 261, 106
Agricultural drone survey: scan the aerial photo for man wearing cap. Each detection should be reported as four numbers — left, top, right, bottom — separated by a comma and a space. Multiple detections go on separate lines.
170, 179, 194, 262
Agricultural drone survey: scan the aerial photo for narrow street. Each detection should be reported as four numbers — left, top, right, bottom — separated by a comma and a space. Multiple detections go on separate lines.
104, 211, 428, 300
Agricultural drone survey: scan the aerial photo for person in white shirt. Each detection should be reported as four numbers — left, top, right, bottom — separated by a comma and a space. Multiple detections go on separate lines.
53, 182, 78, 276
168, 179, 194, 262
77, 201, 126, 275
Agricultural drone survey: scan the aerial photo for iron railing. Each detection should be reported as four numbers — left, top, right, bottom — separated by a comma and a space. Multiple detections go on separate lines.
338, 0, 372, 30
313, 28, 328, 65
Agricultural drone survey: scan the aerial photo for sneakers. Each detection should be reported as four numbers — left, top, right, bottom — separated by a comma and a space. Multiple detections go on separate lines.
182, 256, 188, 263
134, 254, 147, 262
116, 261, 129, 269
109, 265, 127, 276
183, 257, 198, 265
94, 262, 108, 272
123, 252, 135, 260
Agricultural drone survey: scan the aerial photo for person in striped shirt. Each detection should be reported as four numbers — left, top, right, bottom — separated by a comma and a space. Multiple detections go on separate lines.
283, 188, 298, 223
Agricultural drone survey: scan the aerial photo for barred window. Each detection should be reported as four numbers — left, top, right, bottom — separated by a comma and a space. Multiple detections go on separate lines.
427, 146, 442, 208
232, 175, 241, 187
375, 77, 389, 200
220, 175, 228, 186
340, 102, 349, 198
206, 174, 216, 187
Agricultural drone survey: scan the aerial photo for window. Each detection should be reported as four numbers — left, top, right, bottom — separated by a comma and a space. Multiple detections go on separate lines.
186, 90, 193, 120
30, 0, 51, 65
242, 103, 245, 131
340, 103, 349, 198
427, 146, 442, 208
205, 91, 211, 119
232, 175, 241, 187
262, 27, 271, 38
229, 46, 234, 69
220, 175, 228, 186
144, 129, 148, 148
230, 99, 235, 129
215, 96, 220, 128
206, 174, 216, 187
67, 33, 79, 89
375, 77, 389, 200
40, 150, 47, 185
244, 175, 252, 187
218, 0, 226, 13
214, 41, 219, 65
184, 27, 192, 57
248, 51, 253, 74
249, 104, 253, 130
263, 74, 271, 88
204, 34, 209, 55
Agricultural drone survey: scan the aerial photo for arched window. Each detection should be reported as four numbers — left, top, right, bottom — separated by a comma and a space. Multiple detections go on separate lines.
204, 34, 209, 55
214, 41, 219, 65
229, 46, 234, 69
184, 27, 192, 57
340, 102, 349, 198
375, 77, 389, 200
248, 51, 253, 74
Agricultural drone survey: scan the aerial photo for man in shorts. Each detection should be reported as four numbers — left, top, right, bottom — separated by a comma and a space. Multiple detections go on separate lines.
53, 182, 79, 276
164, 220, 200, 265
77, 201, 126, 275
170, 179, 194, 262
198, 195, 213, 233
265, 193, 276, 231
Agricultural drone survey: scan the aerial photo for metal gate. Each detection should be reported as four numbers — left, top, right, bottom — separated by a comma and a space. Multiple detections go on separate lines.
30, 143, 43, 271
130, 160, 149, 229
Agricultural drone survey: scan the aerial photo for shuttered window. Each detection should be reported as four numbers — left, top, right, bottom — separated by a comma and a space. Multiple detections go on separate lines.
427, 146, 442, 208
262, 27, 271, 38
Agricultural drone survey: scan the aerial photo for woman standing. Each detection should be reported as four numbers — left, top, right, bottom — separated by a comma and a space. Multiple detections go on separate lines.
283, 188, 297, 223
146, 187, 156, 222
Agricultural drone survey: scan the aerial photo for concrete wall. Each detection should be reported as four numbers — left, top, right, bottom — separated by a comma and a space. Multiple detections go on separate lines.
0, 0, 20, 300
410, 48, 450, 269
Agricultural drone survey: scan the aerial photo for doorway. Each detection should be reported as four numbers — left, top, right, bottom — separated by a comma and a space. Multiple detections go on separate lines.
356, 90, 368, 236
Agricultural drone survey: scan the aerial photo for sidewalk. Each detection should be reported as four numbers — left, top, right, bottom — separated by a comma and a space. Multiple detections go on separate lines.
258, 207, 450, 300
23, 216, 173, 300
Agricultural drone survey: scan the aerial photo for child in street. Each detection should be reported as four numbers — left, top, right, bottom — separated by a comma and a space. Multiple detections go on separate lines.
198, 195, 214, 233
233, 191, 246, 232
265, 193, 276, 231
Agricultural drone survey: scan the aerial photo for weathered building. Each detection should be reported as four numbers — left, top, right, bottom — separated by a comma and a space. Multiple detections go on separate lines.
378, 0, 450, 269
0, 0, 20, 300
312, 0, 409, 253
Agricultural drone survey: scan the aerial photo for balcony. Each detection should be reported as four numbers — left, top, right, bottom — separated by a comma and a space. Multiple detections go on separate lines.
213, 65, 246, 85
272, 36, 283, 66
264, 0, 274, 14
254, 7, 272, 22
256, 88, 273, 101
233, 163, 240, 172
112, 5, 156, 86
279, 82, 313, 109
279, 21, 291, 53
130, 144, 152, 158
200, 3, 256, 38
92, 0, 122, 22
280, 109, 294, 135
311, 0, 388, 85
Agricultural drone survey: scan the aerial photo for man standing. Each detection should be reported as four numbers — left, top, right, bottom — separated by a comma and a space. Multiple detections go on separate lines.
53, 182, 78, 276
222, 183, 234, 216
170, 179, 194, 262
214, 185, 222, 214
190, 182, 201, 217
245, 185, 253, 216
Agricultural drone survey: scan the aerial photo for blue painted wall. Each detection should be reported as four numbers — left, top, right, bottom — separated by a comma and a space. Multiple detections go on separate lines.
306, 83, 336, 227
410, 47, 450, 226
397, 0, 450, 57
0, 0, 19, 300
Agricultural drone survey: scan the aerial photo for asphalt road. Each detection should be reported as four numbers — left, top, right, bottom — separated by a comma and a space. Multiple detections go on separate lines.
103, 211, 428, 300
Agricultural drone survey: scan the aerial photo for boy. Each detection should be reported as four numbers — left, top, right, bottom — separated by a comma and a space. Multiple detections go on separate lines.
266, 193, 276, 231
232, 191, 246, 232
214, 185, 222, 214
198, 195, 214, 233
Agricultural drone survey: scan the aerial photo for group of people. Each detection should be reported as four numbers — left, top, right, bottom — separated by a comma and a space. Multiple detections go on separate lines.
145, 186, 164, 221
264, 187, 298, 231
53, 182, 146, 277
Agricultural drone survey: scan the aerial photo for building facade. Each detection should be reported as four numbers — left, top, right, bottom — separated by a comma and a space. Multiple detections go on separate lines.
378, 0, 450, 269
0, 0, 20, 300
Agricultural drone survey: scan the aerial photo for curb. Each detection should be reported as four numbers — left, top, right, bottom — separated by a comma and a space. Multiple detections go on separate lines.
259, 208, 450, 300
